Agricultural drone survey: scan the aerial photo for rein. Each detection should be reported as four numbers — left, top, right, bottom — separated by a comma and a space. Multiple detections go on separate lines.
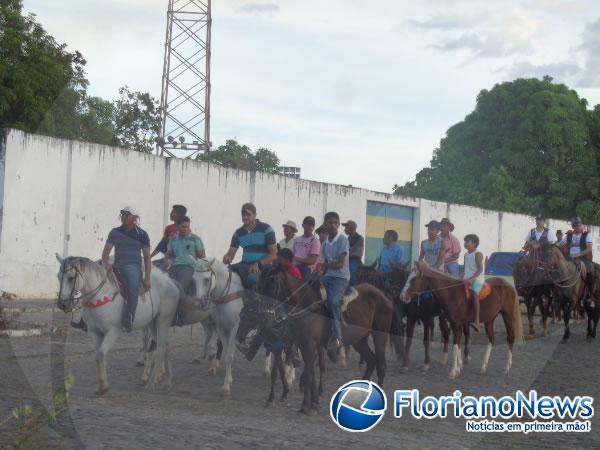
58, 259, 117, 309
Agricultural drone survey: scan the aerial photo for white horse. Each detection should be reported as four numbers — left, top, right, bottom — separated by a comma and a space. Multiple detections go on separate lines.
192, 258, 244, 396
56, 255, 185, 394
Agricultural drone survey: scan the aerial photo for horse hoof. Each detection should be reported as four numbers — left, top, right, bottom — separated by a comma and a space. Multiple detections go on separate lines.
191, 357, 203, 364
543, 330, 549, 337
504, 368, 511, 375
135, 360, 145, 367
266, 397, 274, 405
421, 364, 430, 372
480, 367, 487, 375
221, 388, 231, 397
94, 388, 108, 397
525, 334, 536, 341
400, 366, 409, 373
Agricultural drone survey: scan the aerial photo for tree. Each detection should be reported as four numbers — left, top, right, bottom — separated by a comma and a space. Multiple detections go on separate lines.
198, 139, 281, 173
113, 87, 161, 153
395, 77, 600, 224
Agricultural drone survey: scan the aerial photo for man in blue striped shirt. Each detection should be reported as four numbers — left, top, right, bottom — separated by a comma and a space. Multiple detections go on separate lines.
223, 203, 277, 290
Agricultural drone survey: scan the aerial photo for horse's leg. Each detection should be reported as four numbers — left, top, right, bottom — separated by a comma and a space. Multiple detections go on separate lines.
463, 324, 471, 364
220, 325, 237, 397
263, 352, 273, 377
148, 319, 170, 390
278, 351, 290, 401
449, 326, 463, 379
317, 345, 326, 397
422, 316, 433, 372
195, 317, 214, 363
480, 321, 495, 374
439, 317, 450, 366
354, 336, 376, 381
401, 315, 416, 372
525, 296, 535, 339
562, 299, 572, 342
94, 327, 119, 395
372, 330, 388, 386
208, 338, 222, 375
136, 326, 150, 367
299, 340, 316, 415
267, 350, 277, 403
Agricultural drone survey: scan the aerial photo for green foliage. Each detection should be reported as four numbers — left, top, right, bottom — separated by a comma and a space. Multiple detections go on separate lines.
198, 139, 281, 173
395, 77, 600, 225
113, 87, 161, 153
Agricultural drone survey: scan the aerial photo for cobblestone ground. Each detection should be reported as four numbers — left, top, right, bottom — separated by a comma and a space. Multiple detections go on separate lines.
1, 304, 599, 449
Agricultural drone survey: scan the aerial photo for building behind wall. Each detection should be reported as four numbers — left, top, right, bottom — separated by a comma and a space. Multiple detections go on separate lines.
0, 129, 597, 298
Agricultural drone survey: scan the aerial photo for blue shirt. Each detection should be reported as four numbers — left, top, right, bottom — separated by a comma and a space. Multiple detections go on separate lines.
322, 232, 350, 280
107, 225, 150, 267
378, 244, 405, 273
231, 220, 276, 263
167, 233, 204, 266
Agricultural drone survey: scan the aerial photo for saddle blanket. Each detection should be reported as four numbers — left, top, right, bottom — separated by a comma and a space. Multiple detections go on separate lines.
319, 286, 359, 312
463, 282, 492, 301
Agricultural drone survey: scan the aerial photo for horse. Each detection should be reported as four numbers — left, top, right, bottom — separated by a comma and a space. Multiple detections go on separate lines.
257, 264, 394, 414
537, 243, 599, 341
55, 255, 188, 395
191, 258, 244, 396
512, 254, 553, 338
403, 261, 523, 379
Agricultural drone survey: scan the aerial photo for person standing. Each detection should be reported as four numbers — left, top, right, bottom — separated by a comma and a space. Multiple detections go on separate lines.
343, 220, 364, 286
320, 212, 350, 366
279, 220, 297, 251
419, 220, 447, 271
102, 206, 151, 332
440, 218, 461, 277
293, 216, 321, 280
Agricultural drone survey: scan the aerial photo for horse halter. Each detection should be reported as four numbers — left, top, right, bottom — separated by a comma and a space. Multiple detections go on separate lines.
58, 258, 110, 311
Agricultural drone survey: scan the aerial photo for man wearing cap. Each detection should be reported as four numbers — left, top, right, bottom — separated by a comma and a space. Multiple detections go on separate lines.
440, 218, 461, 277
101, 206, 151, 332
524, 215, 554, 251
343, 220, 364, 286
419, 220, 447, 270
559, 217, 595, 296
293, 216, 321, 280
279, 220, 297, 251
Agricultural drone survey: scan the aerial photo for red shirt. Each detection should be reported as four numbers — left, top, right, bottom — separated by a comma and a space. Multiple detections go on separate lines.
163, 224, 178, 240
287, 266, 302, 280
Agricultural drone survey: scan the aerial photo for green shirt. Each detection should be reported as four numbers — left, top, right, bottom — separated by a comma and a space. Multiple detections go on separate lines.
167, 233, 204, 267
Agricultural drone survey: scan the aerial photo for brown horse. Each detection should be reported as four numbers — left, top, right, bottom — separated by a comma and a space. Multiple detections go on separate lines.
257, 264, 393, 414
403, 261, 523, 379
537, 243, 600, 341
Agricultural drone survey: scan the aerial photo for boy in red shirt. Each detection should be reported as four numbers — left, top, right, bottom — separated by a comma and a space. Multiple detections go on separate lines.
278, 248, 302, 280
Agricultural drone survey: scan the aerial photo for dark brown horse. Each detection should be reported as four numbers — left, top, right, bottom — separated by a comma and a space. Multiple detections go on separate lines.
537, 243, 600, 341
403, 261, 523, 379
512, 254, 553, 338
257, 264, 393, 414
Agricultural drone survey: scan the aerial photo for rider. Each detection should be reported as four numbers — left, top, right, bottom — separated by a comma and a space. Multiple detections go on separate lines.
151, 204, 187, 261
319, 211, 350, 366
166, 216, 206, 325
292, 216, 321, 280
102, 206, 152, 332
463, 234, 484, 331
343, 220, 364, 287
440, 218, 461, 277
560, 217, 595, 297
524, 215, 554, 251
224, 203, 277, 354
279, 220, 297, 251
419, 220, 447, 271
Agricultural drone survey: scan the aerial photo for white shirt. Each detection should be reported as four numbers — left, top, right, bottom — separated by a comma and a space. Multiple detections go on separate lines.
560, 233, 593, 257
278, 237, 296, 251
463, 251, 485, 283
524, 228, 554, 244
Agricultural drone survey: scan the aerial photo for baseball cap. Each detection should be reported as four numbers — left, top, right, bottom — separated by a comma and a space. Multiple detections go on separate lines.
120, 206, 139, 216
425, 220, 441, 230
342, 220, 357, 229
571, 217, 583, 226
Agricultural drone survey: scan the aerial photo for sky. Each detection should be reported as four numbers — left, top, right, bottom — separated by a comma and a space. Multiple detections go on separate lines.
23, 0, 600, 193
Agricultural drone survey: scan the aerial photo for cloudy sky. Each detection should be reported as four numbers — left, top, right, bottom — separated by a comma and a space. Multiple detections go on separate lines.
24, 0, 600, 192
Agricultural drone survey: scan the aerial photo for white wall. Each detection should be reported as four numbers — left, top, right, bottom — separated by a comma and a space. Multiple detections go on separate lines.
0, 129, 598, 298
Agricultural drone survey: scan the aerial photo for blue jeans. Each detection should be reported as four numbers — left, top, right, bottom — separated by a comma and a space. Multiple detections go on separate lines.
446, 262, 460, 277
231, 262, 259, 290
323, 276, 348, 341
116, 264, 142, 325
349, 259, 360, 286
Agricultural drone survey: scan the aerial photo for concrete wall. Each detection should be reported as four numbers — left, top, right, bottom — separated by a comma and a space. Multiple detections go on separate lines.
0, 129, 598, 298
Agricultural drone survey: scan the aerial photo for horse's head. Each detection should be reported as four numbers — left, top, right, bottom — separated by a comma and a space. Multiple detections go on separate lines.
257, 263, 288, 303
536, 242, 565, 284
512, 255, 533, 293
55, 254, 103, 312
191, 257, 220, 300
400, 261, 428, 303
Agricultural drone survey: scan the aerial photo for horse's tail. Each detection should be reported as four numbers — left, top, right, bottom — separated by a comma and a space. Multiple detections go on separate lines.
511, 287, 524, 344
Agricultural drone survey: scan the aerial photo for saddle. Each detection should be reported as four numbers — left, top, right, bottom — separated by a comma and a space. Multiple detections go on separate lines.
463, 282, 492, 302
319, 286, 359, 313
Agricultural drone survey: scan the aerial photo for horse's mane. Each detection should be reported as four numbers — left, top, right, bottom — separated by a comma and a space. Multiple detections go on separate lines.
417, 261, 462, 284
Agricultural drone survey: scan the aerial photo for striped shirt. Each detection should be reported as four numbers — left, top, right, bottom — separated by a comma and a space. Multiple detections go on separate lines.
230, 220, 276, 263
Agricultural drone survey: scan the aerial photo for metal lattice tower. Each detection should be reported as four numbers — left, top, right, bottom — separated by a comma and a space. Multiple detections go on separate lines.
157, 0, 211, 158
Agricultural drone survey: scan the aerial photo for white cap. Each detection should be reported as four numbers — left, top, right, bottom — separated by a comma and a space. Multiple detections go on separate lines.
120, 206, 139, 216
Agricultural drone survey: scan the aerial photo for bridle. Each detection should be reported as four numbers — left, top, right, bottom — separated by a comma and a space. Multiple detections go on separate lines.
194, 260, 235, 305
58, 258, 113, 311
